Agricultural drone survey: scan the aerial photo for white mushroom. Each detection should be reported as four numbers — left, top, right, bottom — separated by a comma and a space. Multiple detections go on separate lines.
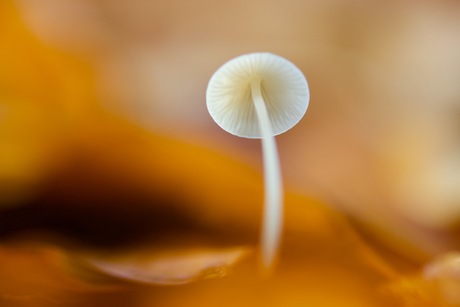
206, 52, 310, 268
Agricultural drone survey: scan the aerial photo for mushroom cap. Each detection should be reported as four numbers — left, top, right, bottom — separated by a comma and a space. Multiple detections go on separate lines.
206, 52, 310, 139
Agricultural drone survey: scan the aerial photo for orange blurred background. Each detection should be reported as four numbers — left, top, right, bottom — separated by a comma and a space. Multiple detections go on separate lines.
1, 0, 460, 306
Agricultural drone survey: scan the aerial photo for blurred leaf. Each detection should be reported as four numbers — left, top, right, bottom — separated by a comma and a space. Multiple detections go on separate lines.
72, 245, 252, 285
0, 1, 97, 208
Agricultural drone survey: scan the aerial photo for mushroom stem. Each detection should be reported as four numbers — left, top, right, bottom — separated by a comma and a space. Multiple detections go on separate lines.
251, 78, 283, 268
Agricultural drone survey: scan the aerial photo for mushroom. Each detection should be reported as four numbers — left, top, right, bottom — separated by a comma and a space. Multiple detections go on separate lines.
206, 52, 310, 268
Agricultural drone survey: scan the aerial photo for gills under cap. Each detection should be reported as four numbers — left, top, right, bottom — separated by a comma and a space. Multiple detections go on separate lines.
206, 52, 310, 139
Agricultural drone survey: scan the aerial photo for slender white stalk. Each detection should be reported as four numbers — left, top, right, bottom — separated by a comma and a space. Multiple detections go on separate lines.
251, 78, 283, 268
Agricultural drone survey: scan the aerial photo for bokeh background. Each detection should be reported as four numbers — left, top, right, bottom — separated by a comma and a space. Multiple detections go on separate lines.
1, 0, 460, 306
